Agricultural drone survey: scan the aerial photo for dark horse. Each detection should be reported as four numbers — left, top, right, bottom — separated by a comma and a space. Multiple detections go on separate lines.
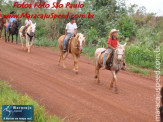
4, 19, 21, 44
0, 18, 6, 39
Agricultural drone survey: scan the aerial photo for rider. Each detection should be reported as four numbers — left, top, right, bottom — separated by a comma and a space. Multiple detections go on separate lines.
102, 29, 126, 70
63, 17, 77, 52
6, 11, 17, 34
22, 18, 32, 36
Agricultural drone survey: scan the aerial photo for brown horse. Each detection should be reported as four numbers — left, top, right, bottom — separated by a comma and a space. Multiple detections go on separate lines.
94, 43, 126, 94
58, 33, 85, 74
0, 18, 6, 39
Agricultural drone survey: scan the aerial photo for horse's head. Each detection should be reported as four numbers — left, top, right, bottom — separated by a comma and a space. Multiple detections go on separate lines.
17, 19, 21, 28
13, 20, 21, 29
115, 42, 127, 63
30, 23, 36, 37
76, 33, 86, 51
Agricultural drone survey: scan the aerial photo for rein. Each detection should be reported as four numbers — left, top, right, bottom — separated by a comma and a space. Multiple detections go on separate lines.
114, 49, 124, 70
63, 36, 81, 60
27, 33, 34, 42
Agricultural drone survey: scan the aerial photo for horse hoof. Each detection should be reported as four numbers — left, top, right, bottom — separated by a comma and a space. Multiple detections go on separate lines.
109, 88, 114, 90
97, 80, 100, 84
75, 72, 78, 74
115, 91, 119, 94
94, 75, 97, 79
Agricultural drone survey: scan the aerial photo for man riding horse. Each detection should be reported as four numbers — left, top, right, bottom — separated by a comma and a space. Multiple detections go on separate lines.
22, 18, 32, 37
102, 29, 126, 70
6, 11, 17, 34
63, 17, 77, 53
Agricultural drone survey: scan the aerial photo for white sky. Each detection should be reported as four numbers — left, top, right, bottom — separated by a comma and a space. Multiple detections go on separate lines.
125, 0, 163, 16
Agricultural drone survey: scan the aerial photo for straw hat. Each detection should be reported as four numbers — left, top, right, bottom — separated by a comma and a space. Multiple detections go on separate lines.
109, 29, 119, 37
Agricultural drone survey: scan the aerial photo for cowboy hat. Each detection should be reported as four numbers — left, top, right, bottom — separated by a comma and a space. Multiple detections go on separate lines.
70, 17, 76, 21
10, 11, 15, 14
109, 29, 119, 37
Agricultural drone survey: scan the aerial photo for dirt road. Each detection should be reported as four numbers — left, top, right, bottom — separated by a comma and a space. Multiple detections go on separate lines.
0, 40, 161, 122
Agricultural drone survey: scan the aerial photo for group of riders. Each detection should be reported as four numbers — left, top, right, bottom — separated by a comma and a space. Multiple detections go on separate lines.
0, 10, 125, 70
62, 17, 126, 69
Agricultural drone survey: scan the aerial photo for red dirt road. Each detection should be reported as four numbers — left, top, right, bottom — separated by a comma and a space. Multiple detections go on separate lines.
0, 39, 161, 122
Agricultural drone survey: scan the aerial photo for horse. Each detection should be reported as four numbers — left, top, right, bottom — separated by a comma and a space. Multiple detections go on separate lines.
58, 33, 86, 74
94, 43, 126, 94
0, 18, 6, 39
19, 23, 36, 53
4, 19, 21, 44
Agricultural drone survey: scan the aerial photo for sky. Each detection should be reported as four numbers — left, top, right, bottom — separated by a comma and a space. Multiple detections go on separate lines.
125, 0, 163, 16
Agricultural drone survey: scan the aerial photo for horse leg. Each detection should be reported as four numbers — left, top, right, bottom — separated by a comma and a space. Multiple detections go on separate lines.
0, 30, 1, 39
29, 39, 34, 51
5, 30, 7, 42
26, 37, 30, 53
57, 50, 62, 65
12, 34, 13, 43
20, 35, 24, 49
76, 57, 79, 74
109, 78, 114, 90
62, 53, 66, 68
16, 34, 18, 44
94, 61, 99, 78
8, 33, 10, 42
72, 54, 78, 74
112, 70, 118, 94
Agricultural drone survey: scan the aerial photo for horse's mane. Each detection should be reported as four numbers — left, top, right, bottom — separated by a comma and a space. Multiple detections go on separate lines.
26, 23, 34, 33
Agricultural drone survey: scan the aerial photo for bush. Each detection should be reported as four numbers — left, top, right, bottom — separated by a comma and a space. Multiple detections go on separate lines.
125, 45, 156, 69
117, 16, 136, 39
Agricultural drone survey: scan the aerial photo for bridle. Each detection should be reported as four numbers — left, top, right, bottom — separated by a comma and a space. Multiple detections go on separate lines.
114, 48, 125, 69
27, 26, 35, 41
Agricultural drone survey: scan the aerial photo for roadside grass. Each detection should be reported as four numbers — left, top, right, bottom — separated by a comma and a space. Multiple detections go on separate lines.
33, 38, 58, 47
126, 65, 151, 76
0, 81, 63, 122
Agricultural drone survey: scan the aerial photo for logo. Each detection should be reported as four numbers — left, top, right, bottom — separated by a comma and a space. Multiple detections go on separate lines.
2, 105, 33, 121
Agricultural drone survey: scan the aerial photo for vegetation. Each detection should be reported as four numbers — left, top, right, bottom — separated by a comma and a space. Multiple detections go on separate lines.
0, 81, 62, 122
0, 0, 162, 74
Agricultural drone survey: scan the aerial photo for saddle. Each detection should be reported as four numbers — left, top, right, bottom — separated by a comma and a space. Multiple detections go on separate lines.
101, 50, 114, 70
22, 25, 30, 37
106, 50, 114, 70
65, 37, 72, 53
64, 34, 76, 53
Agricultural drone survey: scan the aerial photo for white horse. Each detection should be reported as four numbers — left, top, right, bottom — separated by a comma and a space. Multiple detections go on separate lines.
94, 43, 126, 94
19, 23, 36, 53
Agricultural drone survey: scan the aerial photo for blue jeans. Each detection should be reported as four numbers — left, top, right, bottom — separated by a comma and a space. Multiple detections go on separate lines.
103, 48, 113, 67
63, 33, 73, 50
6, 23, 11, 32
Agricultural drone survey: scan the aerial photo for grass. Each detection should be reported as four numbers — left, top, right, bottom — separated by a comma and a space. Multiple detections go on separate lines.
126, 65, 151, 76
33, 38, 58, 47
0, 81, 63, 122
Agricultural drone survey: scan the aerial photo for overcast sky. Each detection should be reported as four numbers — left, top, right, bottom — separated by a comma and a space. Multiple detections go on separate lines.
125, 0, 163, 16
